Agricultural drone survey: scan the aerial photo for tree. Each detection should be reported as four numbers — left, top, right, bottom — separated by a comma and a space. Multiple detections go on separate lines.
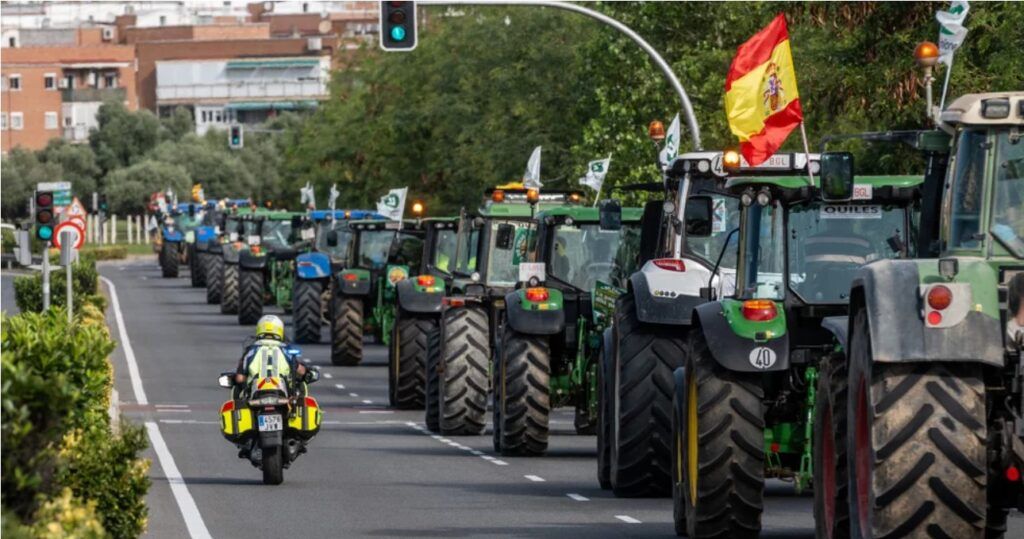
147, 134, 255, 201
1, 149, 62, 220
89, 101, 162, 175
160, 106, 195, 142
38, 139, 101, 199
102, 160, 190, 214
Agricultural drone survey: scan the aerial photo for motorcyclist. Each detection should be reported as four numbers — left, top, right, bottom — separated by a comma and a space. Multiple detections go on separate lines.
234, 315, 308, 397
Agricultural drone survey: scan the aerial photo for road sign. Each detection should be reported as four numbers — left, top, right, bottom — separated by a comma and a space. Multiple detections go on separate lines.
53, 221, 85, 250
54, 190, 72, 206
67, 216, 87, 232
64, 197, 86, 218
37, 181, 71, 192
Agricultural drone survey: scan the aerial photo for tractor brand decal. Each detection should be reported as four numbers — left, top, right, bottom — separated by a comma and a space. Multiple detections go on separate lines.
852, 184, 873, 200
749, 346, 777, 369
386, 265, 409, 287
592, 281, 624, 324
819, 205, 882, 219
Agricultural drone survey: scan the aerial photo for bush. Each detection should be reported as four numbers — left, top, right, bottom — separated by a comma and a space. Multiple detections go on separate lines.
13, 256, 102, 314
30, 489, 105, 539
80, 246, 128, 260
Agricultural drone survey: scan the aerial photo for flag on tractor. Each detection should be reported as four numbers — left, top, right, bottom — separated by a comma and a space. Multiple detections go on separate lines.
724, 14, 803, 166
658, 114, 680, 170
376, 187, 408, 221
523, 146, 543, 189
579, 155, 611, 194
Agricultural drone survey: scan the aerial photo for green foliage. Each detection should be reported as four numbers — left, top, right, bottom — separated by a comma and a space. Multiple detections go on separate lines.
38, 139, 102, 199
0, 149, 62, 220
102, 160, 191, 214
160, 106, 195, 141
79, 245, 128, 261
29, 488, 105, 539
89, 101, 163, 174
147, 134, 255, 200
13, 255, 102, 314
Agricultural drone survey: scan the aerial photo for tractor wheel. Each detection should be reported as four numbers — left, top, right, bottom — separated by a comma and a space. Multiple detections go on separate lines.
424, 324, 442, 432
292, 279, 323, 344
596, 339, 612, 489
237, 269, 264, 325
220, 264, 239, 314
330, 290, 363, 366
189, 248, 205, 287
847, 309, 986, 539
679, 329, 764, 539
610, 292, 684, 498
160, 242, 179, 278
206, 255, 223, 305
388, 310, 435, 409
497, 330, 550, 456
815, 355, 850, 539
438, 305, 489, 435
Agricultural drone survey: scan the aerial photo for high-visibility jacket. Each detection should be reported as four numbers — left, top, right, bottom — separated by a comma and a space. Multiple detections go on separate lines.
243, 339, 293, 381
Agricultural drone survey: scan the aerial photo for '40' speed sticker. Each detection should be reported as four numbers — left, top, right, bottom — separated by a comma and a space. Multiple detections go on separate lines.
749, 347, 777, 369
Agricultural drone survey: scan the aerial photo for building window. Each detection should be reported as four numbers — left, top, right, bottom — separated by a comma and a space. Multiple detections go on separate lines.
104, 73, 116, 88
159, 15, 167, 26
11, 112, 23, 130
9, 74, 21, 90
45, 112, 58, 130
1, 113, 7, 130
64, 75, 74, 89
64, 115, 73, 127
214, 110, 222, 123
8, 36, 16, 47
44, 73, 56, 90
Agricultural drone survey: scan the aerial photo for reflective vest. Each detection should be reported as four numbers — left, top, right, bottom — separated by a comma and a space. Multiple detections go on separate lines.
246, 340, 292, 381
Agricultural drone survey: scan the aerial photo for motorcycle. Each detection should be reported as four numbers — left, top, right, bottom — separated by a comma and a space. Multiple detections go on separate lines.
218, 345, 322, 485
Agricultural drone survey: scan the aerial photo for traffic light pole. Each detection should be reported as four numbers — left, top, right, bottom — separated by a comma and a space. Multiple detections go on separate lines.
41, 241, 51, 310
416, 0, 702, 150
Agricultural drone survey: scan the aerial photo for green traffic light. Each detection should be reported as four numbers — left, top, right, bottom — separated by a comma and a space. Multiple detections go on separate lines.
390, 25, 406, 41
37, 225, 53, 241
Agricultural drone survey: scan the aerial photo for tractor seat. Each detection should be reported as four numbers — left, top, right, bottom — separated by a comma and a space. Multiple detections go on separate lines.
270, 247, 299, 261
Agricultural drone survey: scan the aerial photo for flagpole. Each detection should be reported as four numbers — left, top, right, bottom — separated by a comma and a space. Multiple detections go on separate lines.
939, 61, 953, 112
798, 121, 815, 187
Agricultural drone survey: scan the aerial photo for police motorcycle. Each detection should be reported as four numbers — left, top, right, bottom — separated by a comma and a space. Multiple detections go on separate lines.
218, 342, 323, 485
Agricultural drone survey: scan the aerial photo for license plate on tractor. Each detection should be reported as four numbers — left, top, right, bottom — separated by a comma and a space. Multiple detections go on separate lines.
258, 414, 283, 432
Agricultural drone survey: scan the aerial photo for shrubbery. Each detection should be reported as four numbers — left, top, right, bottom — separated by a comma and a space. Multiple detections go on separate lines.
13, 253, 105, 314
80, 245, 129, 261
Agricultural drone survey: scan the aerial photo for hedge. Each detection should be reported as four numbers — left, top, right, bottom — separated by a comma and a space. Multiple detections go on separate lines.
13, 254, 105, 314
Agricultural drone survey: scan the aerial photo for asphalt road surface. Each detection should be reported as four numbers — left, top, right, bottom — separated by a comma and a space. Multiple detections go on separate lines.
99, 259, 1023, 539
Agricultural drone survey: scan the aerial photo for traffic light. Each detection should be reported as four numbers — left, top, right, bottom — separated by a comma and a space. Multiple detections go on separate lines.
99, 194, 109, 213
229, 124, 244, 149
380, 1, 417, 51
35, 190, 55, 242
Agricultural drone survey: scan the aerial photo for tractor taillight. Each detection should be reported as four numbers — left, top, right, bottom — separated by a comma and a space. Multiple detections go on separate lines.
417, 275, 436, 287
926, 285, 952, 310
525, 287, 549, 302
652, 258, 686, 272
343, 273, 358, 282
1006, 465, 1021, 482
742, 299, 777, 322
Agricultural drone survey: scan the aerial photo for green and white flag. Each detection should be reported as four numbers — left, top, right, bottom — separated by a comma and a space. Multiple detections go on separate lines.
936, 1, 969, 66
376, 187, 408, 221
658, 113, 680, 170
300, 182, 316, 209
523, 146, 543, 189
579, 155, 611, 193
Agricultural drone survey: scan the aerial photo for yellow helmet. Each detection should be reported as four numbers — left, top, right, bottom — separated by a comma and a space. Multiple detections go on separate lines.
255, 315, 285, 341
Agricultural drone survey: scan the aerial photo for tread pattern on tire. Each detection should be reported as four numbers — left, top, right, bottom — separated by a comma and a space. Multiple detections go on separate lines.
499, 330, 550, 456
190, 248, 206, 287
683, 330, 764, 539
331, 291, 363, 366
611, 292, 684, 498
238, 269, 264, 325
292, 279, 323, 344
221, 263, 239, 314
815, 355, 850, 539
206, 254, 223, 304
160, 242, 179, 278
439, 305, 489, 435
424, 323, 441, 432
390, 312, 435, 409
849, 310, 986, 539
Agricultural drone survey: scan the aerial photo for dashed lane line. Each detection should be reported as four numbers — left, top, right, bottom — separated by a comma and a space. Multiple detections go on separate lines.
335, 383, 345, 390
361, 399, 373, 404
349, 392, 359, 397
524, 475, 546, 482
323, 373, 333, 379
567, 493, 589, 502
406, 422, 508, 466
615, 515, 642, 524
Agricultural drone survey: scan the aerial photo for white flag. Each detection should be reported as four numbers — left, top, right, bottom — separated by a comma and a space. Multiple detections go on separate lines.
658, 113, 680, 169
300, 182, 316, 209
936, 1, 969, 66
328, 183, 340, 212
523, 146, 543, 188
579, 155, 611, 193
376, 187, 408, 221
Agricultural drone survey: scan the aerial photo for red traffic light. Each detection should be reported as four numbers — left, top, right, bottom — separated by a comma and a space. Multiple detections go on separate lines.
36, 192, 53, 207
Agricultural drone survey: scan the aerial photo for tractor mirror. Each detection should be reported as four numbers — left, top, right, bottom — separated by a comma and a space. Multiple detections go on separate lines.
599, 199, 622, 231
495, 224, 515, 250
820, 152, 855, 202
684, 196, 714, 238
326, 230, 339, 247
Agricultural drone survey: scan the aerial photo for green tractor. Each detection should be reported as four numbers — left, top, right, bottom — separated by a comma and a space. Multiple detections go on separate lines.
388, 217, 460, 409
204, 205, 254, 305
812, 92, 1024, 539
216, 209, 266, 314
493, 203, 643, 455
236, 211, 303, 325
429, 186, 584, 435
666, 150, 925, 538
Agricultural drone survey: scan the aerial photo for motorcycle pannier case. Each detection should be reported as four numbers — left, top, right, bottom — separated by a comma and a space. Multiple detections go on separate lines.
220, 400, 254, 443
288, 396, 322, 440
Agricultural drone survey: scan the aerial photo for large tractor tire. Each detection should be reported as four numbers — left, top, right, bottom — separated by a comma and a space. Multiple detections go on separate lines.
261, 446, 284, 486
596, 340, 612, 489
814, 355, 850, 539
388, 310, 436, 409
220, 264, 239, 314
330, 291, 364, 366
237, 269, 264, 325
189, 248, 206, 287
438, 305, 490, 435
497, 330, 550, 456
610, 292, 684, 498
206, 255, 224, 305
677, 330, 764, 539
847, 309, 986, 539
292, 279, 323, 344
424, 326, 442, 432
160, 242, 179, 278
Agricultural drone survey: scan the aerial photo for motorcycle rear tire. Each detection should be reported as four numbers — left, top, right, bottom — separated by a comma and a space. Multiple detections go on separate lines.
262, 446, 284, 485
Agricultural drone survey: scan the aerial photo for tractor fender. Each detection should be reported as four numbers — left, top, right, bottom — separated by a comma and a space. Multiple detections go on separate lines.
503, 289, 564, 336
628, 267, 707, 326
334, 269, 371, 296
162, 227, 183, 242
222, 247, 240, 264
296, 252, 331, 280
196, 226, 217, 244
851, 259, 1003, 366
692, 301, 790, 373
821, 316, 848, 352
208, 242, 223, 255
396, 279, 443, 314
239, 250, 267, 270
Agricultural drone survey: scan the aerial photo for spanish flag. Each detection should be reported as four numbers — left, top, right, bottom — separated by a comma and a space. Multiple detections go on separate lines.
725, 14, 803, 166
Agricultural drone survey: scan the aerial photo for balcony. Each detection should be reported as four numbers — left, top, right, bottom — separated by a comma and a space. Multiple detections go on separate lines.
61, 87, 127, 103
156, 80, 327, 104
63, 124, 90, 142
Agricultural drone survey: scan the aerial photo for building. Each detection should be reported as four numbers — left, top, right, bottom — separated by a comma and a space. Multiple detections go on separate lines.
1, 30, 137, 152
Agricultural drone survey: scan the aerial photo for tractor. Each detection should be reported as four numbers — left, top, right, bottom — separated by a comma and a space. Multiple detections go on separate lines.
211, 207, 262, 312
236, 211, 302, 325
493, 203, 644, 456
157, 203, 204, 278
428, 186, 584, 435
666, 151, 925, 538
195, 199, 250, 295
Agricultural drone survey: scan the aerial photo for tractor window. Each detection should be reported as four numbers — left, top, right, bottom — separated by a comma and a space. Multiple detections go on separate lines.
224, 218, 240, 235
433, 229, 458, 272
549, 223, 640, 291
173, 213, 201, 232
357, 230, 396, 269
992, 131, 1024, 258
456, 228, 480, 274
685, 195, 740, 268
788, 203, 907, 303
738, 203, 785, 300
242, 220, 260, 238
949, 129, 987, 249
391, 232, 423, 268
261, 220, 292, 249
315, 221, 353, 261
486, 221, 530, 287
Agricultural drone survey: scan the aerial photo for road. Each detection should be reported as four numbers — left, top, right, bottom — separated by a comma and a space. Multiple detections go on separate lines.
99, 259, 1021, 539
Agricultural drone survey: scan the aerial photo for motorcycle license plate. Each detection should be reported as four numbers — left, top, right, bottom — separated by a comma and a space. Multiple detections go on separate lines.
258, 414, 283, 432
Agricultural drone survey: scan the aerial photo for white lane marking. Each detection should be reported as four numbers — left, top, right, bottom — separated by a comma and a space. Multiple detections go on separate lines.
160, 420, 218, 425
348, 392, 359, 397
524, 475, 545, 482
155, 404, 189, 408
492, 459, 509, 466
361, 399, 373, 404
407, 424, 509, 466
100, 276, 147, 405
334, 383, 345, 390
358, 410, 394, 414
615, 515, 642, 524
156, 409, 192, 413
323, 373, 333, 379
567, 493, 589, 502
470, 450, 484, 456
146, 422, 212, 538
